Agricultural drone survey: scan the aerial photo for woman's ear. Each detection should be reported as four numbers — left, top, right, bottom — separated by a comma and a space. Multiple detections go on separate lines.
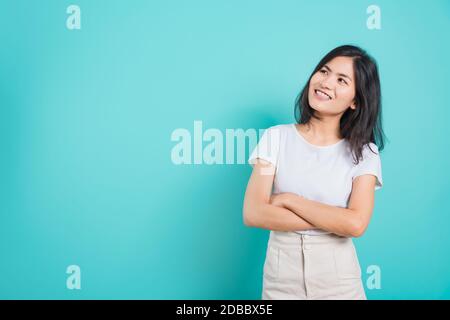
350, 101, 356, 110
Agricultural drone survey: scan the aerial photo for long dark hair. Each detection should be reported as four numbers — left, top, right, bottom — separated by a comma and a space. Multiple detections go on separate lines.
294, 45, 386, 165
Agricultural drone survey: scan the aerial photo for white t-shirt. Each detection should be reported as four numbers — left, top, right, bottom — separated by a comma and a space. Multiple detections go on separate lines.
248, 123, 383, 236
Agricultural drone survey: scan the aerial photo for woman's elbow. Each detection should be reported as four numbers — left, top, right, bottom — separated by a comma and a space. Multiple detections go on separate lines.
348, 218, 367, 238
243, 205, 258, 227
243, 211, 254, 226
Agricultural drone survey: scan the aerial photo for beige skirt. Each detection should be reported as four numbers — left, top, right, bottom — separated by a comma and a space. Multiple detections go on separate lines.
262, 230, 367, 300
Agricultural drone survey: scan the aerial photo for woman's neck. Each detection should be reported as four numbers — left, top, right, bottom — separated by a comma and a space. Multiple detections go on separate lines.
299, 116, 343, 145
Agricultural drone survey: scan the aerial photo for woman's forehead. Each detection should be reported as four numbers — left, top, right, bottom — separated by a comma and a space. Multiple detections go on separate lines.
325, 56, 354, 79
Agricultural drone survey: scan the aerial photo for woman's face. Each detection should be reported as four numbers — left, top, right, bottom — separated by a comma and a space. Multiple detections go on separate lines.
308, 56, 356, 116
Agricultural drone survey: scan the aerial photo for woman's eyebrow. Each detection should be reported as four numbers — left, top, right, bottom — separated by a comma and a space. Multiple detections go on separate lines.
323, 65, 352, 82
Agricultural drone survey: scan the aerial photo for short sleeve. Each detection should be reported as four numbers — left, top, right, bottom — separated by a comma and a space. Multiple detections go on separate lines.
352, 143, 383, 190
248, 125, 281, 168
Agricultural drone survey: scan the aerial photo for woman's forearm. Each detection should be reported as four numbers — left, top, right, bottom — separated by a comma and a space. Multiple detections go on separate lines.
274, 194, 360, 237
245, 203, 317, 232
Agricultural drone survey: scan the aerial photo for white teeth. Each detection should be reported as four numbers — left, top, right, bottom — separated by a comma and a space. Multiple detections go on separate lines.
315, 89, 331, 99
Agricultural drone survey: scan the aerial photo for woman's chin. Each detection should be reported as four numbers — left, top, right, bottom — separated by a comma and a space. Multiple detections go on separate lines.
310, 104, 340, 117
309, 103, 327, 113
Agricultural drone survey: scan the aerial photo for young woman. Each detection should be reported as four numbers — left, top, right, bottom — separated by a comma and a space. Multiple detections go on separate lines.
243, 45, 385, 300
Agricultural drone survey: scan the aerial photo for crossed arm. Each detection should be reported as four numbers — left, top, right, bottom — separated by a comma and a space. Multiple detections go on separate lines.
243, 159, 377, 238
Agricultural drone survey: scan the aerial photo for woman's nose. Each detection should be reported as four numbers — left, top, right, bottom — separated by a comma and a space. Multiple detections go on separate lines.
320, 78, 333, 90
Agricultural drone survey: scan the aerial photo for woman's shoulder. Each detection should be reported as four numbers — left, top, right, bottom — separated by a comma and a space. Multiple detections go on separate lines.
344, 141, 381, 167
351, 142, 382, 167
362, 142, 380, 156
265, 123, 295, 133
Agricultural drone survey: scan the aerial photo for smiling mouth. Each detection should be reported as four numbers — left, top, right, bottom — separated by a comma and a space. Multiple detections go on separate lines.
314, 89, 332, 100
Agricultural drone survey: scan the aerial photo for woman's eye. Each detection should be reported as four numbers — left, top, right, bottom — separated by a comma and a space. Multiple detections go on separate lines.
320, 69, 327, 74
338, 78, 347, 85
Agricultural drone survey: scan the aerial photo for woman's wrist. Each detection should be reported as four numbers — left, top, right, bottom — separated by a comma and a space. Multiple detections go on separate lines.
284, 192, 302, 209
270, 192, 302, 209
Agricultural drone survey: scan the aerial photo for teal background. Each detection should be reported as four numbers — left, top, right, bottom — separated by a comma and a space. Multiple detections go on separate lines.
1, 0, 449, 299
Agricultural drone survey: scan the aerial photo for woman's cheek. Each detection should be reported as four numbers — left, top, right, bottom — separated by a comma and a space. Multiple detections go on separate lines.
338, 89, 353, 103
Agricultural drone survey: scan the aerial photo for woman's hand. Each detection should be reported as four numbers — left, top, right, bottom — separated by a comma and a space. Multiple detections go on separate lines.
270, 192, 301, 208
